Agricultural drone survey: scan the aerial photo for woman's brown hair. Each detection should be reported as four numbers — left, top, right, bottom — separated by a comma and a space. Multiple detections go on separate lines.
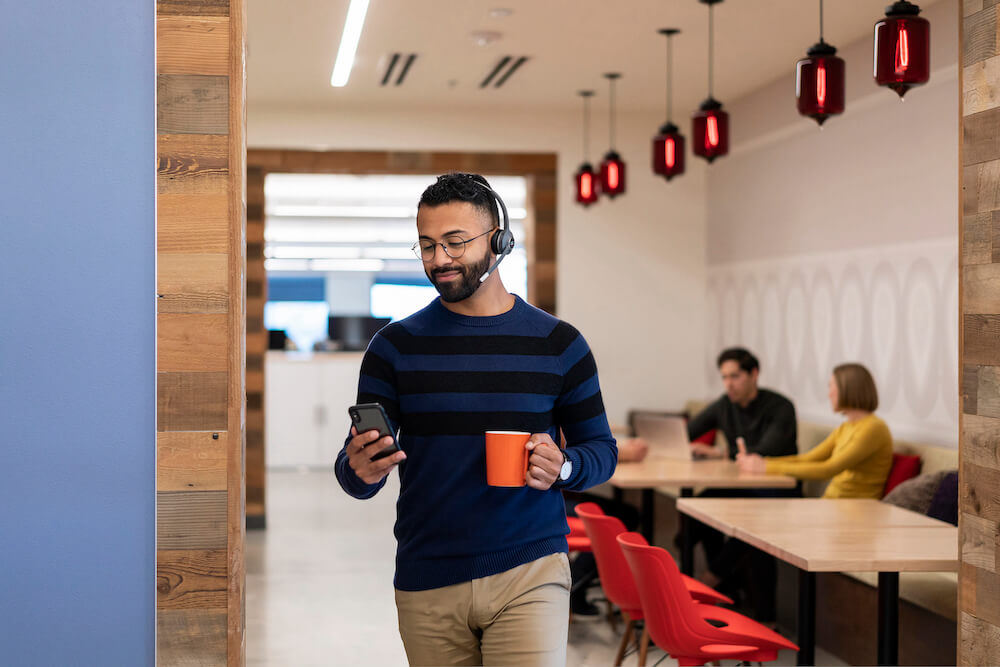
833, 363, 879, 412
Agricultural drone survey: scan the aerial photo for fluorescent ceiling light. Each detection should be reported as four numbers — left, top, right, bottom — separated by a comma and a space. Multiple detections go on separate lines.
362, 247, 420, 260
265, 224, 416, 244
265, 245, 362, 260
310, 258, 385, 272
268, 204, 416, 219
264, 259, 310, 272
330, 0, 371, 87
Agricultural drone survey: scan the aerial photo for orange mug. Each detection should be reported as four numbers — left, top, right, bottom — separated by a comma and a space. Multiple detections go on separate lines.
485, 431, 531, 487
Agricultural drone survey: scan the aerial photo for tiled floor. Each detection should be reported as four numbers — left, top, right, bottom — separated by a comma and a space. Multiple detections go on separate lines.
247, 470, 844, 666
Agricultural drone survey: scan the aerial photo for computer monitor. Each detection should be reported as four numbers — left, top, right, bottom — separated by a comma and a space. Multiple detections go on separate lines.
328, 316, 391, 351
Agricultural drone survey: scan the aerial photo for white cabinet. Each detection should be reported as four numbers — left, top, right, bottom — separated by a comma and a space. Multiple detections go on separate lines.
265, 351, 365, 468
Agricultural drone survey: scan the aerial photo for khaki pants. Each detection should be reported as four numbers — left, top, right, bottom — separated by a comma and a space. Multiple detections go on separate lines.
395, 552, 571, 667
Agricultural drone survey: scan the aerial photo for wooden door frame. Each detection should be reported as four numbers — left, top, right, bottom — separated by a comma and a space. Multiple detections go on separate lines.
244, 149, 558, 529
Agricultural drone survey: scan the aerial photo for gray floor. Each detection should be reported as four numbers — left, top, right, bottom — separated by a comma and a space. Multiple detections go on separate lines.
247, 469, 844, 666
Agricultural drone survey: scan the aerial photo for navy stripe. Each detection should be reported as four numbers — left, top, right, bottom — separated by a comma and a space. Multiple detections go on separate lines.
403, 411, 555, 436
381, 321, 578, 356
394, 354, 562, 374
400, 392, 556, 413
396, 370, 563, 395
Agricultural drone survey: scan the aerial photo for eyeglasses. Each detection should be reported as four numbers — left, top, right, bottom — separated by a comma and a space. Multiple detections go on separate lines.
412, 228, 493, 261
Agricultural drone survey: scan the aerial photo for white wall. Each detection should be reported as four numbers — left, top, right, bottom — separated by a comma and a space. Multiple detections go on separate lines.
704, 0, 959, 446
249, 106, 710, 426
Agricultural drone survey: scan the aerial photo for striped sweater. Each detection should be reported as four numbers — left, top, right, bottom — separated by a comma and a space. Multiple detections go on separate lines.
335, 295, 618, 591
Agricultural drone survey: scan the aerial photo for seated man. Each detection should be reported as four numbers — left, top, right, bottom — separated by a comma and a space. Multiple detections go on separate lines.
684, 347, 798, 621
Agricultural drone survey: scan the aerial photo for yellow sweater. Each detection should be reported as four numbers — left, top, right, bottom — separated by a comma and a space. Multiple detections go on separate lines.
764, 414, 893, 499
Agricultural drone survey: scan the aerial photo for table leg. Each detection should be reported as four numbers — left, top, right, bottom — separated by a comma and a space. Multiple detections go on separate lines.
877, 572, 899, 666
641, 488, 654, 543
797, 570, 816, 666
612, 487, 624, 504
679, 487, 694, 576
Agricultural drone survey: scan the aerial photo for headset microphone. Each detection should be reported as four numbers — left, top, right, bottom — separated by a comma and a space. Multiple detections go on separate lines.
469, 178, 514, 284
479, 234, 515, 283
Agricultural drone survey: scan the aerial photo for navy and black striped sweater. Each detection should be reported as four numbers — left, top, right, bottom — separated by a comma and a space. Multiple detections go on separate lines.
335, 295, 618, 592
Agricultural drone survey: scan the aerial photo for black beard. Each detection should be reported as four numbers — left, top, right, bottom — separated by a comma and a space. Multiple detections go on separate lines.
427, 252, 493, 303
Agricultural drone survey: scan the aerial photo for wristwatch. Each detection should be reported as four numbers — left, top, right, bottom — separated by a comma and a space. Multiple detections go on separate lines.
558, 449, 573, 482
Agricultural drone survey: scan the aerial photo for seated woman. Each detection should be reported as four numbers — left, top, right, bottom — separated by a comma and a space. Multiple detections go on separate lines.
736, 362, 893, 498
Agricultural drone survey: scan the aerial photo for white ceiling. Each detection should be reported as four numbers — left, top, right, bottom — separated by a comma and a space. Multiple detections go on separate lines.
247, 0, 942, 114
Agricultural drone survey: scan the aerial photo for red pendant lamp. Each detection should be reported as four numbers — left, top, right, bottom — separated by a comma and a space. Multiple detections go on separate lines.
692, 0, 729, 163
652, 28, 685, 181
874, 1, 930, 98
599, 73, 626, 198
796, 0, 845, 125
575, 90, 599, 207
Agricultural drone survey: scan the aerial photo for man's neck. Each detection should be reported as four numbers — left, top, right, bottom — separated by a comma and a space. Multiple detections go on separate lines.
440, 279, 515, 317
736, 387, 759, 409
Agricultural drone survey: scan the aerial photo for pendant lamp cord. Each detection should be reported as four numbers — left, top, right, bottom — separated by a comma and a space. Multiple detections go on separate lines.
708, 3, 714, 98
609, 78, 616, 150
583, 95, 590, 161
819, 0, 824, 41
666, 36, 673, 122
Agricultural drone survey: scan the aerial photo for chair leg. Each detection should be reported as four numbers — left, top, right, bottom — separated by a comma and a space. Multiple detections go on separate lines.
613, 617, 635, 667
638, 624, 650, 667
607, 599, 618, 632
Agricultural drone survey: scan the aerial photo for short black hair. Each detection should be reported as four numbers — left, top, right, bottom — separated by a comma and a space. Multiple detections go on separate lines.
716, 347, 760, 373
418, 173, 498, 228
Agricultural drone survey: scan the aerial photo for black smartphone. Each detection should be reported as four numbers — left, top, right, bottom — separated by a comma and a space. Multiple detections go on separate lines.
348, 402, 400, 461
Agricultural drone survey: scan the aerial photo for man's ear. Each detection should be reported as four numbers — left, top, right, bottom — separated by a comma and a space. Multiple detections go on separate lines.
750, 368, 760, 384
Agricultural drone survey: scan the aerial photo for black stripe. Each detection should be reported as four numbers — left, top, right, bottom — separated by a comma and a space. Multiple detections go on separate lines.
381, 53, 399, 86
396, 371, 562, 396
555, 391, 606, 426
480, 56, 511, 88
358, 392, 401, 425
563, 352, 597, 391
360, 350, 394, 385
380, 323, 577, 356
396, 54, 416, 85
403, 411, 554, 436
493, 56, 527, 88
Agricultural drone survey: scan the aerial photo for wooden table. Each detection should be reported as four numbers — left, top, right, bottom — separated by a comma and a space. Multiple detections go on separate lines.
609, 457, 796, 574
677, 498, 958, 666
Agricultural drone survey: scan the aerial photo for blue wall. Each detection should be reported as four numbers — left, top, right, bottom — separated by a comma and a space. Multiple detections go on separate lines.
0, 1, 156, 663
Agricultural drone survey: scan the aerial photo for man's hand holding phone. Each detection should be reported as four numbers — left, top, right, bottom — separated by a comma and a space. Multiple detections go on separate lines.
346, 426, 406, 485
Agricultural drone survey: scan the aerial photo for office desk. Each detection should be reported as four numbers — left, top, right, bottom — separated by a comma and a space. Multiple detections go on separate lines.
677, 498, 958, 666
609, 457, 795, 574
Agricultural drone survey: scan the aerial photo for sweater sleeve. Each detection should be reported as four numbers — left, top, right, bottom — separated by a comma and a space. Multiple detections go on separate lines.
750, 397, 798, 457
334, 332, 399, 499
765, 419, 885, 480
552, 327, 618, 491
686, 399, 722, 441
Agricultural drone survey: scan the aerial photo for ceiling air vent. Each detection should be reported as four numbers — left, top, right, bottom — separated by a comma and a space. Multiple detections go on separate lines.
380, 53, 417, 86
480, 56, 529, 88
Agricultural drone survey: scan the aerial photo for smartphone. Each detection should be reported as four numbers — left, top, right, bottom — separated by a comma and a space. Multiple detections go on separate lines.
348, 402, 400, 461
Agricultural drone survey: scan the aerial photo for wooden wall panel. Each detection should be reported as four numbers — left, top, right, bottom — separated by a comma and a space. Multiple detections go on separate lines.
246, 166, 266, 529
961, 2, 1000, 663
157, 0, 245, 663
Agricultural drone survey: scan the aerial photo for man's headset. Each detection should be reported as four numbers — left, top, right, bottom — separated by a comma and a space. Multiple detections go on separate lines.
464, 177, 514, 283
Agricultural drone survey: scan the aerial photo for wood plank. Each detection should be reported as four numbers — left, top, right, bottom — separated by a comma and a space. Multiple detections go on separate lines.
158, 313, 228, 372
158, 134, 229, 194
157, 432, 227, 492
965, 164, 981, 215
157, 490, 227, 549
973, 161, 1000, 212
157, 17, 229, 76
962, 611, 1000, 667
993, 210, 1000, 262
964, 414, 1000, 469
961, 512, 998, 572
961, 461, 1000, 522
965, 212, 994, 264
965, 55, 1000, 115
978, 365, 1000, 418
965, 263, 1000, 314
965, 315, 1000, 365
157, 74, 228, 135
158, 253, 228, 313
965, 6, 998, 65
157, 549, 227, 609
158, 193, 229, 253
965, 107, 1000, 165
156, 609, 227, 667
976, 567, 1000, 627
965, 365, 981, 415
158, 371, 228, 431
967, 0, 986, 17
157, 0, 228, 16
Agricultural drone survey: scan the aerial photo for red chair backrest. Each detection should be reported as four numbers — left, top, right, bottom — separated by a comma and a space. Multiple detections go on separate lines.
617, 532, 725, 655
574, 502, 643, 615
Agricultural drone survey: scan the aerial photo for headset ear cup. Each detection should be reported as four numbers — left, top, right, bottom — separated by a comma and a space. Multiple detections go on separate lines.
491, 229, 513, 255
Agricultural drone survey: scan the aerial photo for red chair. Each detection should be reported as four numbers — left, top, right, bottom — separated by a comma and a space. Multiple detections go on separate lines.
567, 516, 591, 552
575, 503, 733, 666
617, 531, 798, 666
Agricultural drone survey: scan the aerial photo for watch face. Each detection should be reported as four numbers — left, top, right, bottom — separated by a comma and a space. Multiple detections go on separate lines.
560, 460, 572, 481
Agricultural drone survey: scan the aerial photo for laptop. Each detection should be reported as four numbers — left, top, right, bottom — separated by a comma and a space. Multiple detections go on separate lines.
632, 414, 693, 460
